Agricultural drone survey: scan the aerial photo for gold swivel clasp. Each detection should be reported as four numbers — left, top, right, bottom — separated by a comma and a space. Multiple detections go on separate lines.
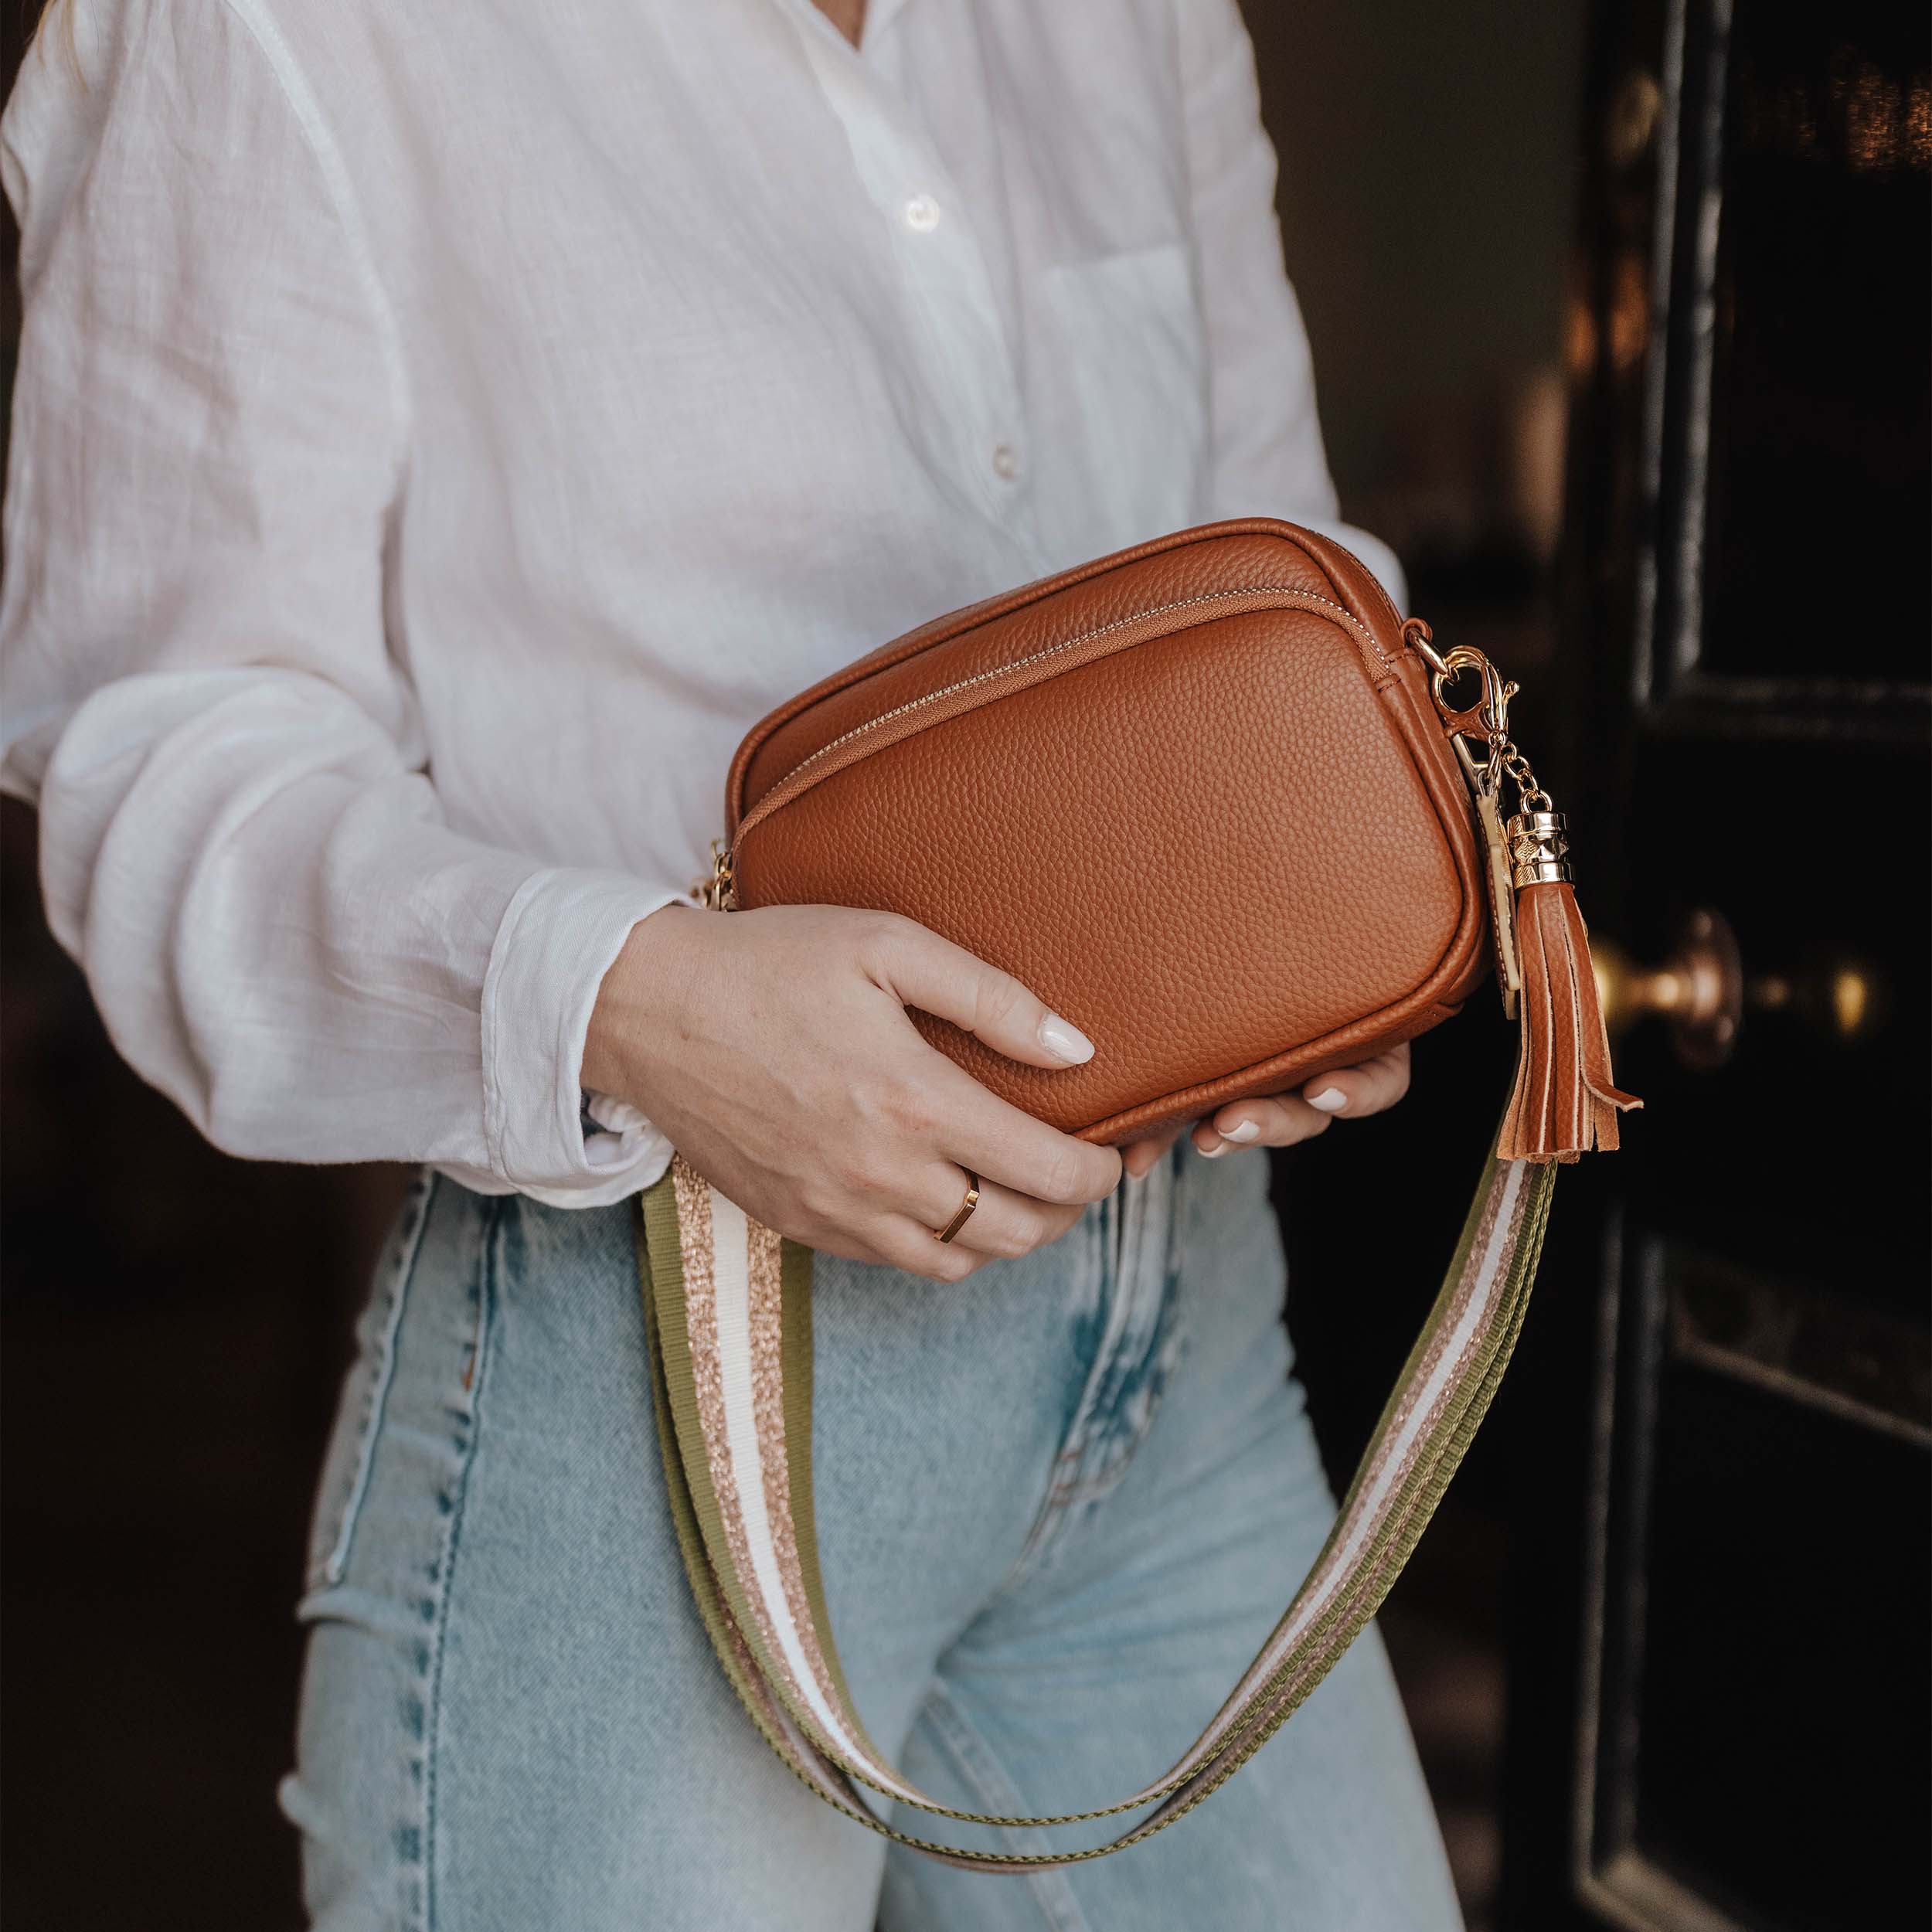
1431, 649, 1518, 748
1406, 620, 1522, 794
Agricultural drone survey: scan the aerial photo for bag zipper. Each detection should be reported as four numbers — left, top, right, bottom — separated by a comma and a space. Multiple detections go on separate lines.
726, 583, 1393, 865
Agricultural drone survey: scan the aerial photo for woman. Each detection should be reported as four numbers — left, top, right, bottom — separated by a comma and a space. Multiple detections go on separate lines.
2, 0, 1460, 1925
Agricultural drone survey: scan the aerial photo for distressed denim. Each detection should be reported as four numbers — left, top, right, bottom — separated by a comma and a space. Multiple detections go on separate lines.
280, 1145, 1463, 1931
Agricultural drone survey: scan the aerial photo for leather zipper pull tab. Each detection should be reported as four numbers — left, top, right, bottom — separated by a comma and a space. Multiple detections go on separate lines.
1473, 784, 1523, 1019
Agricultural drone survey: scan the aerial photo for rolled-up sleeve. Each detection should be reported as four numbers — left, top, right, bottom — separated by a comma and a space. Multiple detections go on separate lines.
0, 2, 675, 1205
1175, 0, 1408, 611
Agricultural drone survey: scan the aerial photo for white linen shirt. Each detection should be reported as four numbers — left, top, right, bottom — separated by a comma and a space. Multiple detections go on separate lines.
0, 0, 1402, 1207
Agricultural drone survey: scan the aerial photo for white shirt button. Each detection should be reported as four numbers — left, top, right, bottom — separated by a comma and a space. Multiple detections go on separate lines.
991, 441, 1020, 480
903, 194, 941, 233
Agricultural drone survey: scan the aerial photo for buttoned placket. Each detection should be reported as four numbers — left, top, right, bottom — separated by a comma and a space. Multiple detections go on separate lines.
773, 0, 1032, 527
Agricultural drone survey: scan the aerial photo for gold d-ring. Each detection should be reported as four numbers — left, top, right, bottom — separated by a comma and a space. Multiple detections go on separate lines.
934, 1171, 981, 1244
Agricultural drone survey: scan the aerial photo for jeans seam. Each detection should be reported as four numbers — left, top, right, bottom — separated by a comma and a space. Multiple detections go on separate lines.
911, 1684, 1094, 1932
1005, 1152, 1184, 1583
419, 1195, 499, 1932
314, 1171, 437, 1591
1001, 1197, 1123, 1583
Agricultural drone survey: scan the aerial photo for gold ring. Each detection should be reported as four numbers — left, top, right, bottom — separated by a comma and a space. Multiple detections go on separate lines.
934, 1170, 981, 1244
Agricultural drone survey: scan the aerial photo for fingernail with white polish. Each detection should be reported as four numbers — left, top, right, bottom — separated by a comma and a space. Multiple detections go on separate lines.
1222, 1119, 1260, 1143
1038, 1014, 1095, 1064
1307, 1088, 1348, 1113
1199, 1140, 1226, 1158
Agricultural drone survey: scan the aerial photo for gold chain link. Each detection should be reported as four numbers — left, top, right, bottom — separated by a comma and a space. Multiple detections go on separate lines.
1489, 736, 1553, 815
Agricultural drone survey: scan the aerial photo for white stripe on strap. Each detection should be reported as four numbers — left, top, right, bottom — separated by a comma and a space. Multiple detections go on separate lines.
706, 1185, 926, 1804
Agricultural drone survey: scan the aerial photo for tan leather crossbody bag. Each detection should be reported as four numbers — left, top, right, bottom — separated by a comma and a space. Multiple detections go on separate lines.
636, 518, 1637, 1870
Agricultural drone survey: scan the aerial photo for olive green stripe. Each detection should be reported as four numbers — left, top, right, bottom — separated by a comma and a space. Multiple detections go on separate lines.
639, 1172, 827, 1752
1178, 1153, 1536, 1757
637, 1197, 802, 1770
1230, 1198, 1543, 1770
1328, 1139, 1519, 1526
1175, 1159, 1545, 1781
645, 1178, 902, 1781
1086, 1155, 1551, 1821
641, 1206, 906, 1838
777, 1235, 889, 1761
641, 1199, 985, 1842
1141, 1160, 1555, 1835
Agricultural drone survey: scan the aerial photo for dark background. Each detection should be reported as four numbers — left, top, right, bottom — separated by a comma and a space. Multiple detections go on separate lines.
0, 2, 1835, 1928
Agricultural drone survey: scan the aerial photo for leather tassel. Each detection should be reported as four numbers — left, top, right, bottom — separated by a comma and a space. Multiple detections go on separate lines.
1497, 881, 1641, 1163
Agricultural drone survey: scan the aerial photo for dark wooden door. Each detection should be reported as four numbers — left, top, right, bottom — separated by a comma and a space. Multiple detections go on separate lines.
1500, 2, 1931, 1927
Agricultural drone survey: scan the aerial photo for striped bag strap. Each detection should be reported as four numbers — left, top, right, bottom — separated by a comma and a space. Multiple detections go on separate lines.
634, 1138, 1557, 1873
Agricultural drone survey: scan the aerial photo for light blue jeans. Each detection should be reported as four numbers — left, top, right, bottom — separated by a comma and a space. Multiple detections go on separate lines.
281, 1145, 1462, 1930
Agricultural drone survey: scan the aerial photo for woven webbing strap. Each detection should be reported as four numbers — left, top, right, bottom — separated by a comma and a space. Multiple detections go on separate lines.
635, 1140, 1556, 1872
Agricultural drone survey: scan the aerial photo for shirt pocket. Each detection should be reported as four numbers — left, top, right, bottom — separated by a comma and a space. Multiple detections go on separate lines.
1032, 241, 1211, 557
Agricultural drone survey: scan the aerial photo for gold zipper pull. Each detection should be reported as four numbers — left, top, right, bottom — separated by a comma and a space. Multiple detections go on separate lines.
696, 839, 737, 911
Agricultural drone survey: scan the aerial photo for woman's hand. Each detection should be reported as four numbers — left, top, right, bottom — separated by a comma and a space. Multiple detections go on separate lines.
1118, 1043, 1413, 1177
584, 903, 1123, 1281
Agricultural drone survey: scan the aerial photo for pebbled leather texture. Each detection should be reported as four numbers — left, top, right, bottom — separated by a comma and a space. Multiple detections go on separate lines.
727, 520, 1489, 1143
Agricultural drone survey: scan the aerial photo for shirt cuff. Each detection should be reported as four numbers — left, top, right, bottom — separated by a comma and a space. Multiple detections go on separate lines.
479, 865, 682, 1202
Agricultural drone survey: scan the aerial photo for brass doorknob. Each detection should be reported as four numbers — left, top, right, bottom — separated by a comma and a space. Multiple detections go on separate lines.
1592, 907, 1883, 1070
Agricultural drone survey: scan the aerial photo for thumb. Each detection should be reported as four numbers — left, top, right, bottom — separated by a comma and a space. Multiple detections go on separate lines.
863, 918, 1097, 1070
